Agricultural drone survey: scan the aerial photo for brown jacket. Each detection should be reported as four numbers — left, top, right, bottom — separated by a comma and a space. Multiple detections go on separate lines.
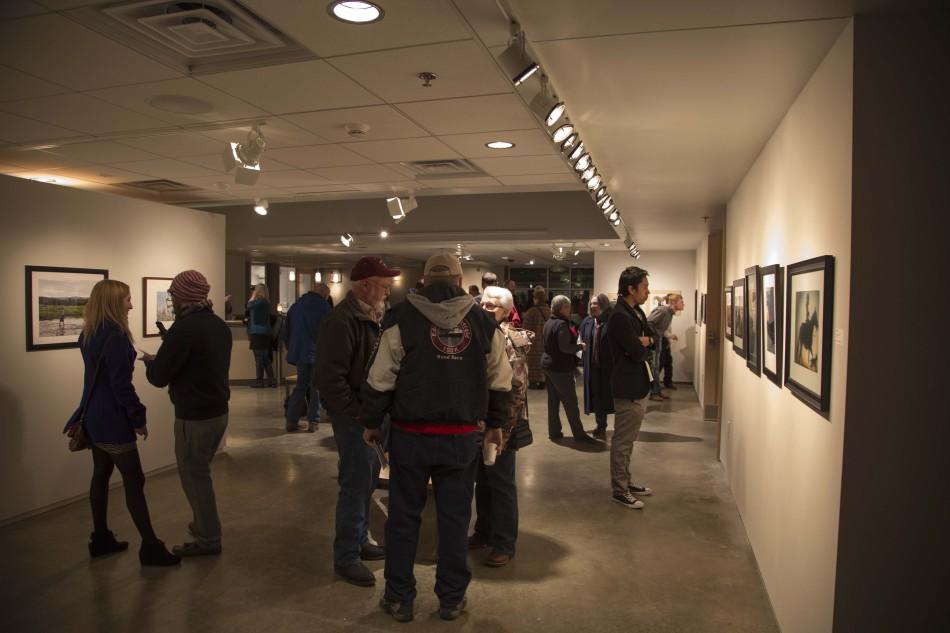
501, 324, 533, 440
522, 304, 550, 384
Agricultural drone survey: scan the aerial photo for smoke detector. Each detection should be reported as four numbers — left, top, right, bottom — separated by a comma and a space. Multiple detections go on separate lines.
344, 123, 370, 138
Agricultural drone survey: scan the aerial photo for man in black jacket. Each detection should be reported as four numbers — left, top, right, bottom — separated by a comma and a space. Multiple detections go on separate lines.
314, 256, 400, 587
142, 270, 232, 555
360, 252, 512, 623
605, 266, 654, 510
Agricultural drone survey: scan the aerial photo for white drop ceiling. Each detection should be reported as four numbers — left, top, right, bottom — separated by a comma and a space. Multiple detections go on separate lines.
0, 0, 877, 262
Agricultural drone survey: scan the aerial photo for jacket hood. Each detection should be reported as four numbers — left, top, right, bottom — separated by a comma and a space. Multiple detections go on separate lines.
407, 292, 475, 329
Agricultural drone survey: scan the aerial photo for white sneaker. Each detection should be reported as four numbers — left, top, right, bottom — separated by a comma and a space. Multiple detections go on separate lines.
628, 485, 653, 497
612, 491, 644, 509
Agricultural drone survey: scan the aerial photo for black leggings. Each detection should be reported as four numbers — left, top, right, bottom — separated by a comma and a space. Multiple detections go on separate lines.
90, 445, 158, 543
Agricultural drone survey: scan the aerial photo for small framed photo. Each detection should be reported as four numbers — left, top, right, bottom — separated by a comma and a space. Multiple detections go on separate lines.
700, 293, 706, 325
25, 265, 108, 351
785, 255, 835, 413
143, 277, 175, 338
732, 277, 747, 358
760, 264, 784, 387
694, 289, 699, 323
724, 285, 734, 341
745, 266, 761, 376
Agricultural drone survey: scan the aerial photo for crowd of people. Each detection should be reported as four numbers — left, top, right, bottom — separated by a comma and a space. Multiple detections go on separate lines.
64, 252, 684, 622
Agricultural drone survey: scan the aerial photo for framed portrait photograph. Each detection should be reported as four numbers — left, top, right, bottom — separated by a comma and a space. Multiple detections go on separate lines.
760, 264, 784, 387
724, 285, 734, 341
745, 266, 761, 376
732, 278, 746, 358
784, 255, 835, 413
25, 266, 108, 351
143, 277, 175, 338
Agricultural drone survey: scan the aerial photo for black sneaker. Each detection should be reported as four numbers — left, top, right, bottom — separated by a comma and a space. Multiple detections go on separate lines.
439, 596, 467, 621
88, 530, 128, 558
380, 597, 414, 622
360, 543, 386, 561
139, 540, 181, 566
629, 484, 653, 497
612, 491, 644, 509
335, 562, 375, 586
592, 428, 607, 440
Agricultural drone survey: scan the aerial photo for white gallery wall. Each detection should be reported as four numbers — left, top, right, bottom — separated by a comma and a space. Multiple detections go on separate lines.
594, 250, 696, 383
693, 236, 709, 403
0, 175, 226, 524
721, 22, 852, 633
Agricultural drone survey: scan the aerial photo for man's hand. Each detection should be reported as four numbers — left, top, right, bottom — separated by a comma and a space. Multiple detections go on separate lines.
363, 428, 382, 447
639, 336, 652, 347
135, 425, 148, 440
484, 426, 503, 455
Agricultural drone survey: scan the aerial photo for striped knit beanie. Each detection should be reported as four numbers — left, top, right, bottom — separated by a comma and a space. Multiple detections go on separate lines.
169, 270, 210, 304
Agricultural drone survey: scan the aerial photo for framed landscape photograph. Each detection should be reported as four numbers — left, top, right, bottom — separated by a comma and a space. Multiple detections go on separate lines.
745, 266, 761, 376
25, 266, 108, 351
785, 256, 835, 413
724, 285, 734, 341
732, 278, 746, 358
143, 277, 175, 338
761, 264, 784, 387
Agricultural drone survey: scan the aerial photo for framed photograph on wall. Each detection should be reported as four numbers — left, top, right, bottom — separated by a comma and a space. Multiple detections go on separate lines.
785, 255, 835, 413
732, 277, 746, 358
700, 293, 706, 325
745, 266, 762, 376
143, 277, 175, 338
761, 264, 784, 387
724, 285, 734, 341
694, 289, 698, 323
25, 266, 108, 351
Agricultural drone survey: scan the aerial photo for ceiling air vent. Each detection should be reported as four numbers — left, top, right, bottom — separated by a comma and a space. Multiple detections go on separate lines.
70, 0, 316, 74
122, 179, 197, 193
399, 159, 485, 179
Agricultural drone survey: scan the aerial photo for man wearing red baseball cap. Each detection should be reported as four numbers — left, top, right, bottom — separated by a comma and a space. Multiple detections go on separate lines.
314, 256, 400, 587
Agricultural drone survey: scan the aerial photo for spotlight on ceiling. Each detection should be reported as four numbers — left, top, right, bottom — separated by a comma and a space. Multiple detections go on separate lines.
486, 140, 515, 149
527, 259, 534, 265
289, 269, 296, 281
607, 209, 620, 223
560, 133, 579, 152
340, 232, 354, 247
314, 271, 322, 283
580, 167, 596, 183
568, 143, 585, 162
586, 174, 602, 191
529, 76, 566, 128
595, 187, 608, 202
379, 230, 389, 238
328, 1, 384, 24
573, 248, 581, 257
602, 203, 615, 216
611, 215, 623, 227
253, 199, 268, 216
552, 123, 574, 144
574, 154, 591, 172
223, 125, 266, 185
330, 271, 342, 284
386, 195, 417, 224
624, 236, 641, 259
600, 197, 613, 211
498, 26, 540, 86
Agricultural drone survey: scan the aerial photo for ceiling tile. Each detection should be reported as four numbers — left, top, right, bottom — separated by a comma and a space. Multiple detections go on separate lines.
472, 155, 570, 176
200, 60, 381, 114
396, 94, 537, 135
327, 41, 511, 103
201, 119, 328, 148
88, 78, 268, 125
343, 137, 459, 163
270, 184, 361, 195
57, 164, 159, 184
0, 111, 86, 144
181, 153, 297, 173
0, 93, 169, 135
309, 164, 409, 184
495, 174, 585, 186
267, 144, 374, 169
256, 169, 334, 188
238, 0, 472, 57
46, 141, 158, 164
0, 13, 180, 90
121, 133, 227, 158
114, 158, 221, 179
285, 105, 429, 143
0, 65, 69, 101
438, 129, 557, 158
0, 1, 48, 19
416, 176, 503, 189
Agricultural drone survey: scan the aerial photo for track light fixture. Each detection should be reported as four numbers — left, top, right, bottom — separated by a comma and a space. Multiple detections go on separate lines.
611, 215, 623, 227
580, 166, 596, 182
253, 199, 268, 216
573, 248, 581, 257
586, 174, 602, 190
560, 133, 579, 152
568, 143, 585, 162
340, 233, 354, 247
529, 75, 566, 128
223, 125, 266, 185
607, 209, 620, 223
600, 197, 613, 211
574, 154, 591, 172
498, 25, 540, 86
595, 187, 608, 202
624, 236, 641, 259
552, 123, 574, 144
386, 195, 417, 224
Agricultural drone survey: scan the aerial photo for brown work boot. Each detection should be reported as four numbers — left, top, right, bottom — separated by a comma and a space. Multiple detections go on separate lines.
485, 550, 513, 567
467, 533, 489, 550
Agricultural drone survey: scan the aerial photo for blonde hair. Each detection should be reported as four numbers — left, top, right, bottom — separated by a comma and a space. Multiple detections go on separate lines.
252, 284, 269, 301
667, 293, 683, 304
82, 279, 133, 344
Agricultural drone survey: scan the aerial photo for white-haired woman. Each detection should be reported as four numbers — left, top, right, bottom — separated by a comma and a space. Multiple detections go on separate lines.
469, 286, 533, 567
541, 295, 597, 444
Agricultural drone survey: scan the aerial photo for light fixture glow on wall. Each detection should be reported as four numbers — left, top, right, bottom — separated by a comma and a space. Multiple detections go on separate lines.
328, 1, 384, 24
314, 271, 322, 283
253, 199, 268, 215
330, 271, 342, 284
486, 141, 514, 149
340, 233, 354, 247
552, 123, 574, 144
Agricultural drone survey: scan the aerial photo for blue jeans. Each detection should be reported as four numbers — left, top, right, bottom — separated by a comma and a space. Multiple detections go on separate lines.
332, 418, 380, 567
286, 362, 320, 424
252, 349, 274, 384
384, 429, 479, 607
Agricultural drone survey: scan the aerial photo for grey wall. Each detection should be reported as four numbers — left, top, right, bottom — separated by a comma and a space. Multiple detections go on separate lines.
0, 175, 226, 523
834, 10, 949, 632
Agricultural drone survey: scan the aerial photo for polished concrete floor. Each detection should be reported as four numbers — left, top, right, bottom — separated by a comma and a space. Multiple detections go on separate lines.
0, 382, 779, 632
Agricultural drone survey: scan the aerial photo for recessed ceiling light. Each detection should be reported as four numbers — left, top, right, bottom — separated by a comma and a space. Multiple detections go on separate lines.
146, 94, 213, 114
328, 1, 384, 24
486, 141, 515, 149
527, 260, 534, 265
379, 230, 389, 238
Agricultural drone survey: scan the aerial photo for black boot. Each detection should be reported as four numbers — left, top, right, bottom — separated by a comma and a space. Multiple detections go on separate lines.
139, 540, 181, 567
88, 531, 129, 557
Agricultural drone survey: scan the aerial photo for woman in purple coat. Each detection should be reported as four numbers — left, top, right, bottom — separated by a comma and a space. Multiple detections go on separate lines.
64, 280, 179, 566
